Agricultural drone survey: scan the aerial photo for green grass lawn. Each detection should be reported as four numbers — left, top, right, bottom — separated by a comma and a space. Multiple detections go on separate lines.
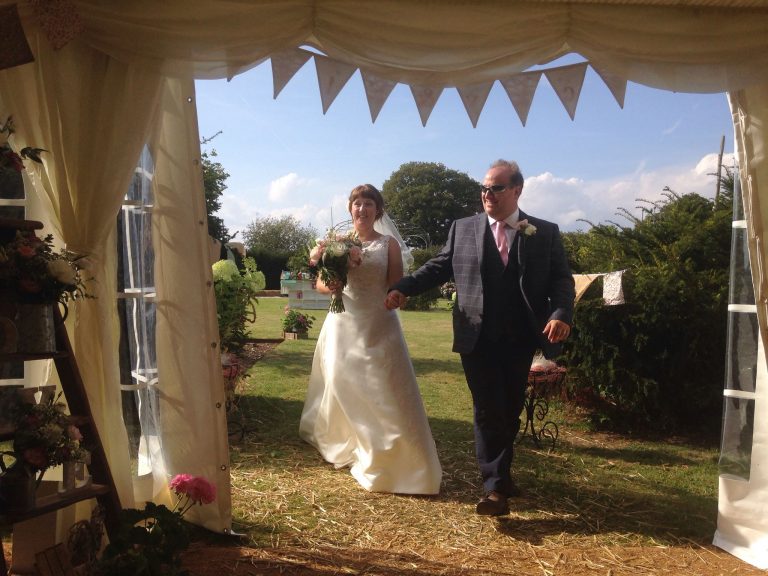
232, 296, 721, 554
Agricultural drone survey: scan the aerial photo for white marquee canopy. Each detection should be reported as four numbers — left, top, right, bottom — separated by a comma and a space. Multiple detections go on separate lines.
2, 0, 768, 567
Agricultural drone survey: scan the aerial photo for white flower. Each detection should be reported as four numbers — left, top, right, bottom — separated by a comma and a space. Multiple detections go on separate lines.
517, 219, 537, 236
48, 259, 77, 285
212, 259, 239, 282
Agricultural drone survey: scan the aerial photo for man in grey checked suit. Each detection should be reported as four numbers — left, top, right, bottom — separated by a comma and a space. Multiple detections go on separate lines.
385, 159, 575, 516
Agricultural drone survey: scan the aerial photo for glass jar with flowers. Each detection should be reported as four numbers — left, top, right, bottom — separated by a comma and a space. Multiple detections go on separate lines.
0, 228, 92, 353
0, 392, 89, 512
281, 307, 315, 339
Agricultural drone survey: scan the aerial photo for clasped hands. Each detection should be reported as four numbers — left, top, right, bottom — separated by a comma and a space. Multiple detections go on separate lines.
385, 290, 406, 310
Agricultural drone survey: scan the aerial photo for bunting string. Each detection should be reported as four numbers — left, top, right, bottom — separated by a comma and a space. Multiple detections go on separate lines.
269, 47, 627, 126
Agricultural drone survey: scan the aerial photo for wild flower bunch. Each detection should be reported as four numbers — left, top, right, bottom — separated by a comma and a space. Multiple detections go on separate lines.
0, 115, 45, 173
281, 306, 315, 333
92, 473, 217, 576
11, 392, 89, 472
308, 229, 363, 313
0, 230, 92, 304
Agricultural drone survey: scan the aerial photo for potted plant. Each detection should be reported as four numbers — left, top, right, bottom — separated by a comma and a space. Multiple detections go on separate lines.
90, 473, 216, 576
281, 307, 315, 339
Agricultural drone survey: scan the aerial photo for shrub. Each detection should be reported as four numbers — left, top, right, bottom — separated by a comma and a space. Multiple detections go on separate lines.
562, 187, 732, 436
212, 257, 265, 352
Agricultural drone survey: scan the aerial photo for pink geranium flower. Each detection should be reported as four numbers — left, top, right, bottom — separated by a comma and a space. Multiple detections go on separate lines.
170, 473, 217, 511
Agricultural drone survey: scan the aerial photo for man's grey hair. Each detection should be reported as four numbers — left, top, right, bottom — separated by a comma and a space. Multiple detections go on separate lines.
490, 159, 524, 188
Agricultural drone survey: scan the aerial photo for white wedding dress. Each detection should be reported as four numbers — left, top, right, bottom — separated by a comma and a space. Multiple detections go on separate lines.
299, 235, 442, 494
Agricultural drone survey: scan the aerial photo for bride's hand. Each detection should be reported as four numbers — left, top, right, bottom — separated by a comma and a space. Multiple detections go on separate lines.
326, 279, 343, 294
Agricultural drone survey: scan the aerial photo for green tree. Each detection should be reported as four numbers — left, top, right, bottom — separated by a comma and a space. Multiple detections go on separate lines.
381, 162, 482, 247
562, 175, 734, 437
242, 215, 317, 255
202, 149, 230, 244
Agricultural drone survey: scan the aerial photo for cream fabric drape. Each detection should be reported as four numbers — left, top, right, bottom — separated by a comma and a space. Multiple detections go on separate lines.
148, 77, 232, 531
21, 1, 764, 93
0, 23, 164, 507
730, 85, 768, 364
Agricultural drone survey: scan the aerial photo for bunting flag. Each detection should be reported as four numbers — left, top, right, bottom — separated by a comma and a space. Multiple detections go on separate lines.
500, 71, 542, 126
267, 47, 628, 127
591, 64, 628, 108
360, 70, 397, 123
456, 81, 494, 128
573, 274, 600, 303
409, 85, 444, 127
572, 270, 626, 304
602, 270, 625, 305
544, 62, 588, 120
0, 4, 34, 70
29, 0, 84, 50
270, 48, 313, 99
314, 54, 357, 114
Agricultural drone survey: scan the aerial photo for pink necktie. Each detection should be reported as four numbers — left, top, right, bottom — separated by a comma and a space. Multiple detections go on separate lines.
494, 221, 509, 266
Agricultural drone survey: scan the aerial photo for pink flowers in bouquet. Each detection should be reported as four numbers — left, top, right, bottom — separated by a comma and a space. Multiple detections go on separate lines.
169, 473, 217, 515
309, 230, 363, 313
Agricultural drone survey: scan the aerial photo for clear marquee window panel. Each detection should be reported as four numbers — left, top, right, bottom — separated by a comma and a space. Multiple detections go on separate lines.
117, 145, 161, 474
719, 397, 755, 480
719, 173, 757, 480
725, 311, 758, 394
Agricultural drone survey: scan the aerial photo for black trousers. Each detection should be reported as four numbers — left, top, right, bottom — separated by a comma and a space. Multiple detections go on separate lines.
460, 336, 536, 495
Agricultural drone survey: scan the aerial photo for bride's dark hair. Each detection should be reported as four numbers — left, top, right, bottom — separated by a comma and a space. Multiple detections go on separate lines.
348, 184, 385, 220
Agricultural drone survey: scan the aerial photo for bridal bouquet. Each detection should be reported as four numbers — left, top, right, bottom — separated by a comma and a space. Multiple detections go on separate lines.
309, 230, 363, 313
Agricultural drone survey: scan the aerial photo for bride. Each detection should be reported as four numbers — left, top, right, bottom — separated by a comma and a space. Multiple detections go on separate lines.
299, 184, 442, 495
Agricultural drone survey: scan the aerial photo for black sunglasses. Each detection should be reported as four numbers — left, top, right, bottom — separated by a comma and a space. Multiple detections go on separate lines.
480, 185, 508, 195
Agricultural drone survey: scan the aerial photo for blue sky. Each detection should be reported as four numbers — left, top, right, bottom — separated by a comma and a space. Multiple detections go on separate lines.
195, 56, 735, 239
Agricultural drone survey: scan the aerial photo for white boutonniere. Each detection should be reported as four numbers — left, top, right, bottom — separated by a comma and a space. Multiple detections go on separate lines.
516, 219, 537, 236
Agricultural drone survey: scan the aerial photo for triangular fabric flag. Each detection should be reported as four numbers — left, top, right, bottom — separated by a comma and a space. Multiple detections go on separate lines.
360, 69, 397, 123
456, 81, 494, 128
544, 62, 588, 120
409, 85, 444, 127
500, 71, 542, 126
573, 273, 601, 303
590, 64, 628, 109
603, 270, 625, 305
0, 4, 34, 70
270, 48, 313, 99
29, 0, 84, 50
314, 54, 358, 114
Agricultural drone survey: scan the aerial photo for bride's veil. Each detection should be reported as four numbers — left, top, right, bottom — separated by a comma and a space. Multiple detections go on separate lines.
374, 212, 414, 272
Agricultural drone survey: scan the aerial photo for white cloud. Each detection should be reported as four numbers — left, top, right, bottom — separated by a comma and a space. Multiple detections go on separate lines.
521, 152, 736, 232
221, 153, 738, 239
268, 172, 308, 202
662, 119, 682, 135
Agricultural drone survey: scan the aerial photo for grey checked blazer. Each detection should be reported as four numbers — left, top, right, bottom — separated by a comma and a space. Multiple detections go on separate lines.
392, 211, 575, 358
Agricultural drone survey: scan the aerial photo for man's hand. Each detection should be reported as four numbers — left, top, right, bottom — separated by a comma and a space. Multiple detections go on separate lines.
543, 319, 571, 343
385, 290, 407, 310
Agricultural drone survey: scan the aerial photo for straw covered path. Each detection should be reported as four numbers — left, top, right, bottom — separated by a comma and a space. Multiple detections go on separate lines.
178, 338, 760, 576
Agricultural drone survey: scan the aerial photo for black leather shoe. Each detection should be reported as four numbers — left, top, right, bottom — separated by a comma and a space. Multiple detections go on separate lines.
476, 491, 510, 516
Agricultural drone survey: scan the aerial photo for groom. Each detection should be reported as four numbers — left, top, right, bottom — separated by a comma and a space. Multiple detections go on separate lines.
385, 159, 575, 516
